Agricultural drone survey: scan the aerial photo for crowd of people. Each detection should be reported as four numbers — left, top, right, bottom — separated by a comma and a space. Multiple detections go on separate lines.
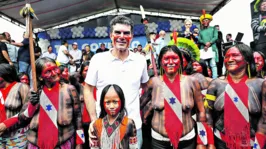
0, 2, 266, 149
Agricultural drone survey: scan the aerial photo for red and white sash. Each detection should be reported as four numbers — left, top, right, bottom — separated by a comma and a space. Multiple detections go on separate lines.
224, 75, 250, 148
38, 82, 59, 149
163, 74, 183, 148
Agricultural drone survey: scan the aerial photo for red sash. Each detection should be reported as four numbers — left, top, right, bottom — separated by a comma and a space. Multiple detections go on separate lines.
38, 82, 59, 149
0, 82, 17, 123
224, 75, 250, 148
163, 74, 183, 148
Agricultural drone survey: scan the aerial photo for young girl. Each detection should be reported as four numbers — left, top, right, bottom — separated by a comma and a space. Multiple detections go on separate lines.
90, 84, 138, 149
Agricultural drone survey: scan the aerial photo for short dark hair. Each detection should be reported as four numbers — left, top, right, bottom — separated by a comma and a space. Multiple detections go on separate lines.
226, 33, 232, 37
0, 64, 18, 83
110, 16, 134, 33
214, 25, 219, 27
61, 40, 68, 45
99, 84, 127, 118
137, 44, 142, 47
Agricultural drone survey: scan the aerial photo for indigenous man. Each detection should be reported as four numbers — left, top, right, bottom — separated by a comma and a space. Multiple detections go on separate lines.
198, 10, 218, 79
205, 43, 266, 149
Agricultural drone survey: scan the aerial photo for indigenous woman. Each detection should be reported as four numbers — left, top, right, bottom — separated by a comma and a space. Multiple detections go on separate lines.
148, 45, 206, 149
253, 51, 266, 78
205, 43, 266, 149
90, 84, 137, 149
59, 65, 70, 84
18, 72, 30, 85
5, 57, 84, 149
0, 64, 30, 148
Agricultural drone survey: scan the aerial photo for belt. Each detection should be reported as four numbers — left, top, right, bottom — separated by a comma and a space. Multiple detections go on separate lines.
151, 128, 195, 142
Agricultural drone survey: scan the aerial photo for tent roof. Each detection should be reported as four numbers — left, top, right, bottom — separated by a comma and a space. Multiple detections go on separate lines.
0, 0, 231, 29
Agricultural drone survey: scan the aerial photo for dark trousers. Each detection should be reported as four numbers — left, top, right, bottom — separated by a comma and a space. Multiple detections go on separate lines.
151, 136, 196, 149
82, 123, 90, 149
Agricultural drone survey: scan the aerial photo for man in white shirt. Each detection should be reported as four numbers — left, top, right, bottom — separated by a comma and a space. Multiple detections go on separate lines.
41, 45, 56, 60
69, 42, 82, 72
56, 40, 73, 69
84, 15, 149, 148
155, 30, 166, 56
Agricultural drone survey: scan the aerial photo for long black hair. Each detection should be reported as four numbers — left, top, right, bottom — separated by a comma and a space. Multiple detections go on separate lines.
192, 59, 209, 77
158, 45, 183, 73
79, 61, 90, 83
253, 51, 266, 77
35, 57, 57, 89
224, 43, 257, 77
99, 84, 126, 118
0, 64, 18, 83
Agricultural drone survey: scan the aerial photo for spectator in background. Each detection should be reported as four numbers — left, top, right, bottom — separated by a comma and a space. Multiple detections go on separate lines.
41, 45, 56, 60
155, 30, 166, 56
82, 45, 94, 62
137, 44, 142, 53
2, 32, 18, 72
11, 32, 31, 76
69, 42, 82, 72
56, 40, 73, 69
226, 33, 233, 42
34, 45, 42, 60
96, 43, 109, 53
0, 33, 13, 66
18, 72, 30, 85
215, 25, 225, 76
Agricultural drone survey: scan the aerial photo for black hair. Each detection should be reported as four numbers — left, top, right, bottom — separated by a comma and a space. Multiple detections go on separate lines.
47, 45, 52, 49
192, 59, 209, 77
79, 61, 90, 83
99, 84, 127, 118
35, 57, 57, 89
214, 25, 219, 27
226, 33, 232, 37
158, 45, 183, 73
253, 51, 266, 77
110, 16, 134, 33
0, 64, 18, 83
59, 65, 69, 83
61, 40, 68, 45
224, 43, 257, 77
18, 72, 29, 84
180, 50, 193, 75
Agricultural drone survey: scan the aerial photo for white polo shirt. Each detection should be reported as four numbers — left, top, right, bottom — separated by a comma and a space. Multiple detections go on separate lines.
56, 45, 69, 64
85, 50, 149, 129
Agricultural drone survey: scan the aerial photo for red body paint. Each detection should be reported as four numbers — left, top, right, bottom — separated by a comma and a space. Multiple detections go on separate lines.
162, 52, 180, 74
253, 52, 265, 72
224, 47, 246, 72
192, 62, 203, 73
20, 75, 29, 85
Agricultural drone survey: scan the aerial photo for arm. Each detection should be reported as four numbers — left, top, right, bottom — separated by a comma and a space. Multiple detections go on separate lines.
63, 49, 73, 59
192, 78, 206, 122
11, 42, 24, 47
210, 28, 218, 44
68, 85, 84, 147
84, 84, 97, 121
255, 81, 266, 148
2, 50, 12, 64
251, 17, 266, 33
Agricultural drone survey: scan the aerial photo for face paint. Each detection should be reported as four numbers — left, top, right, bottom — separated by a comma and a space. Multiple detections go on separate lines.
82, 66, 89, 79
202, 19, 210, 27
162, 51, 180, 75
103, 87, 122, 117
224, 47, 246, 73
61, 68, 69, 80
182, 55, 188, 69
41, 62, 60, 83
192, 62, 203, 73
208, 68, 212, 77
254, 52, 265, 72
111, 24, 132, 51
20, 75, 29, 84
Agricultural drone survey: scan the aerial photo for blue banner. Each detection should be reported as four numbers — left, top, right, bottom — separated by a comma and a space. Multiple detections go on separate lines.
50, 36, 148, 54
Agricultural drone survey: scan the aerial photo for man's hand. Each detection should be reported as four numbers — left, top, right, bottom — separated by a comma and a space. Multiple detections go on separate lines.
88, 120, 97, 145
9, 62, 13, 66
0, 123, 7, 136
205, 42, 211, 47
75, 144, 82, 149
204, 46, 208, 51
